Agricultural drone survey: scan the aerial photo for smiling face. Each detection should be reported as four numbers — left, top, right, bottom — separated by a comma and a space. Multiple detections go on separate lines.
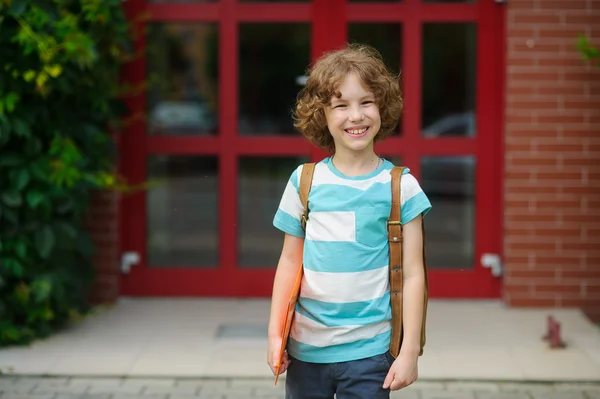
324, 73, 382, 155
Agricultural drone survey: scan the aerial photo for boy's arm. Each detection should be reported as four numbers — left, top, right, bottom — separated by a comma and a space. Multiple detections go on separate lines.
399, 214, 426, 358
268, 233, 305, 340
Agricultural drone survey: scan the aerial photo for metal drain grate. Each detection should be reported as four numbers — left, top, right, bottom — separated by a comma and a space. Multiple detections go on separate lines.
215, 323, 268, 339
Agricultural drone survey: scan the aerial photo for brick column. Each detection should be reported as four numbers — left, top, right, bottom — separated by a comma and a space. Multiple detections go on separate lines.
504, 0, 600, 321
86, 190, 120, 304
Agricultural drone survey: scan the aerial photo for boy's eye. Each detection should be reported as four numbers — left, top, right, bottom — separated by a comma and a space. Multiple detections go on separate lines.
334, 104, 346, 109
362, 101, 374, 105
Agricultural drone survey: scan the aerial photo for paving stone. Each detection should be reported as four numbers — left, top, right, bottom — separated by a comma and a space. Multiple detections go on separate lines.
390, 387, 421, 399
499, 385, 555, 394
229, 379, 278, 388
476, 392, 531, 399
413, 382, 446, 391
67, 378, 123, 388
197, 394, 224, 399
532, 393, 586, 399
32, 385, 87, 395
448, 383, 501, 392
143, 387, 197, 396
555, 386, 600, 393
175, 381, 228, 390
421, 389, 476, 399
112, 394, 168, 399
55, 394, 111, 399
1, 394, 56, 399
197, 387, 249, 396
124, 380, 176, 389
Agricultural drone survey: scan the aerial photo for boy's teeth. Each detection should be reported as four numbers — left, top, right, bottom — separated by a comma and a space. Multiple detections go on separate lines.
347, 127, 367, 135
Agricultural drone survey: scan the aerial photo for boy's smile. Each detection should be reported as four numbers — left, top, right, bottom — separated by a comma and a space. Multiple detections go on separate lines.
345, 125, 369, 137
325, 73, 381, 154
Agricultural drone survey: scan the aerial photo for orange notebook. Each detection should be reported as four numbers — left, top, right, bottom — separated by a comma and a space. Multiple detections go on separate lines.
274, 265, 304, 385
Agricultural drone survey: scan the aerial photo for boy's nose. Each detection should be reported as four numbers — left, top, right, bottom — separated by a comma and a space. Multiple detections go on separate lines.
349, 107, 364, 122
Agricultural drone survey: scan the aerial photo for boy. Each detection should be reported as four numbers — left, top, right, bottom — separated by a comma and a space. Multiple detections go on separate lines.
267, 44, 432, 398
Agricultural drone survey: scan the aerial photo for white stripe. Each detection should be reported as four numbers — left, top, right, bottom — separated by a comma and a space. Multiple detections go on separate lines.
400, 173, 424, 206
312, 163, 390, 192
291, 312, 391, 347
278, 180, 303, 220
301, 266, 389, 303
306, 211, 355, 242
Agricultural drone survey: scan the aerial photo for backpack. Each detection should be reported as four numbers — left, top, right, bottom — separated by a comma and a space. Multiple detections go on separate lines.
275, 162, 428, 383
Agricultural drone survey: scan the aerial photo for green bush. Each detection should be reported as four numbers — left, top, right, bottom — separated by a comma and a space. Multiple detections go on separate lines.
577, 35, 599, 68
0, 0, 133, 346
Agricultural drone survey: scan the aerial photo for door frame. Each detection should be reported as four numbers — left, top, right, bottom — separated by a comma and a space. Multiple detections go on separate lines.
118, 0, 505, 298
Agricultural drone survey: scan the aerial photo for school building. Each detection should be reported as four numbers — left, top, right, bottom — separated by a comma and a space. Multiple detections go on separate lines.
87, 0, 600, 321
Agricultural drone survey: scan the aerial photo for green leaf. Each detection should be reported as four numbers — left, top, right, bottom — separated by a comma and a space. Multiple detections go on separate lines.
31, 278, 52, 303
56, 221, 77, 239
23, 70, 37, 83
45, 65, 62, 78
26, 190, 45, 209
3, 258, 24, 277
0, 154, 24, 168
2, 191, 22, 207
29, 161, 48, 181
3, 93, 19, 113
25, 138, 42, 156
35, 226, 55, 259
12, 118, 31, 137
15, 240, 27, 260
8, 0, 27, 16
2, 208, 18, 224
14, 169, 30, 191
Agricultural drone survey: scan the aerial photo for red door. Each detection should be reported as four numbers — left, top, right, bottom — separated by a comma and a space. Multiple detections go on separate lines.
119, 0, 504, 298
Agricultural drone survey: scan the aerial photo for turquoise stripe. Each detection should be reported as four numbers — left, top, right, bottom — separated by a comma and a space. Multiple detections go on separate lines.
297, 293, 392, 327
273, 209, 305, 238
303, 241, 388, 273
309, 182, 392, 213
288, 329, 391, 364
402, 191, 432, 225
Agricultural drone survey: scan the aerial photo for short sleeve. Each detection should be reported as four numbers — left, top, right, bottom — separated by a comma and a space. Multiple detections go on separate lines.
272, 164, 306, 238
400, 171, 432, 225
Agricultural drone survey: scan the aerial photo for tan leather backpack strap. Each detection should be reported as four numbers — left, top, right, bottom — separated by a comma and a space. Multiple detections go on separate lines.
299, 163, 316, 231
388, 166, 406, 358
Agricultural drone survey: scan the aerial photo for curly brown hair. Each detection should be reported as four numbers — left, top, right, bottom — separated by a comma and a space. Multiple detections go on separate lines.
293, 43, 403, 153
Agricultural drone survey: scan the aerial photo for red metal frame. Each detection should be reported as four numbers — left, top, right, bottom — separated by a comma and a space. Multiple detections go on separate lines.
119, 0, 505, 298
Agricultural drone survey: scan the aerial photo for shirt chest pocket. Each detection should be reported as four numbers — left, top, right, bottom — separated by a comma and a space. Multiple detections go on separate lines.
355, 206, 391, 247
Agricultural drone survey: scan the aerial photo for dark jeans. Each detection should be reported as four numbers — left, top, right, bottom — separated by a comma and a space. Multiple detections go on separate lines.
285, 352, 395, 399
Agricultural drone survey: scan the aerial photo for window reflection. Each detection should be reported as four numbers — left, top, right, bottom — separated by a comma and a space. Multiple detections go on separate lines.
422, 23, 476, 138
147, 156, 219, 267
421, 156, 475, 269
239, 24, 310, 136
238, 157, 309, 268
146, 23, 219, 136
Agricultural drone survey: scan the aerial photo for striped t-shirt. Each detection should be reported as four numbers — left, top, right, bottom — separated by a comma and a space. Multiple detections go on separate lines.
273, 157, 432, 364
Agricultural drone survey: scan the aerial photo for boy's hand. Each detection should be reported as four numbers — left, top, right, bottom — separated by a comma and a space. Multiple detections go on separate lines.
382, 352, 418, 391
267, 336, 291, 376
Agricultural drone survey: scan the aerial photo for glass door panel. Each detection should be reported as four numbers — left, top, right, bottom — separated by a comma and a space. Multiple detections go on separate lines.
422, 23, 476, 138
239, 23, 311, 136
147, 156, 219, 267
421, 156, 475, 269
146, 23, 219, 136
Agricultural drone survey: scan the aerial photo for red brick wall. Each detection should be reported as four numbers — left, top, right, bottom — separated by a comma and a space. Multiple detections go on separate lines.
86, 190, 120, 304
504, 0, 600, 321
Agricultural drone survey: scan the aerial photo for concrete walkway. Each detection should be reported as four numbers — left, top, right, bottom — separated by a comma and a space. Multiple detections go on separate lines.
1, 376, 600, 399
1, 299, 599, 381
